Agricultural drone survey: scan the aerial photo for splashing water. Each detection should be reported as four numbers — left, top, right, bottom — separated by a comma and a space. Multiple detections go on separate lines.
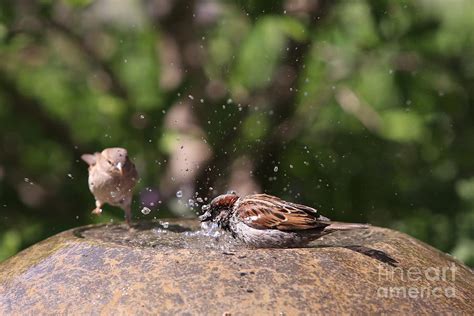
141, 207, 151, 215
77, 219, 242, 252
191, 224, 228, 244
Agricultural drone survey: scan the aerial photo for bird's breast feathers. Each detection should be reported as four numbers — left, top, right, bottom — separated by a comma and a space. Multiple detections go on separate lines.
88, 166, 136, 204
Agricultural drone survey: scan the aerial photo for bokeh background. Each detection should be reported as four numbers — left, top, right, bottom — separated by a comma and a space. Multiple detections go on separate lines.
1, 0, 473, 266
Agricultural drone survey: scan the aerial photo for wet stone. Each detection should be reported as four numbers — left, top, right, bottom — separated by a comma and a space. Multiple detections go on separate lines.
0, 219, 473, 314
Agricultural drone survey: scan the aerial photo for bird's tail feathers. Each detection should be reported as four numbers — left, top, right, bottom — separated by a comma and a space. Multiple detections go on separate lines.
323, 222, 369, 233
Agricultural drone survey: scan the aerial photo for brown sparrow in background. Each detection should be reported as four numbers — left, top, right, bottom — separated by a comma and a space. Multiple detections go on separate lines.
200, 192, 368, 248
81, 147, 138, 226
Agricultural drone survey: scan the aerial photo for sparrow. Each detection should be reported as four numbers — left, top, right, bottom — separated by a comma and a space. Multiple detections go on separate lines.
81, 147, 138, 226
199, 192, 368, 248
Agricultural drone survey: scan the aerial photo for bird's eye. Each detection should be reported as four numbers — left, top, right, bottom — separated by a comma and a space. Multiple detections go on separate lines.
107, 160, 112, 165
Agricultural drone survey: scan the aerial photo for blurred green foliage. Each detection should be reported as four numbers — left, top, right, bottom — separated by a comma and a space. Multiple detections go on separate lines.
0, 0, 473, 266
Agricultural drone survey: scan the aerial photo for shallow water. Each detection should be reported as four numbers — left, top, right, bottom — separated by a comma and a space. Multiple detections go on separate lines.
74, 219, 243, 252
74, 219, 384, 252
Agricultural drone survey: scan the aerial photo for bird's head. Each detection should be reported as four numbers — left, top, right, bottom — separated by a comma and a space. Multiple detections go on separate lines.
100, 147, 132, 176
199, 192, 239, 223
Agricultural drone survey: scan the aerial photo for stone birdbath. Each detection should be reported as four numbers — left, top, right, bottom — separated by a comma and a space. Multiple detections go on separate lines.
0, 219, 473, 314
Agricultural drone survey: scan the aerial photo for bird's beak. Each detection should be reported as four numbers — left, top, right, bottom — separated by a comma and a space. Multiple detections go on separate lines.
199, 205, 212, 222
115, 162, 123, 175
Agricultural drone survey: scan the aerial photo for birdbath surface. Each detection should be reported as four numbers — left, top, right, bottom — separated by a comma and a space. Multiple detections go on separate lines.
0, 219, 473, 315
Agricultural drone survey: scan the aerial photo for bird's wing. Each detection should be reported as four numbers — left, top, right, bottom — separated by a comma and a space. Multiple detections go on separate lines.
236, 194, 330, 231
81, 153, 99, 166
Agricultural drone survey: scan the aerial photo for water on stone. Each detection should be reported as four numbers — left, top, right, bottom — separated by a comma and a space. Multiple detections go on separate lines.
74, 219, 383, 252
75, 219, 242, 252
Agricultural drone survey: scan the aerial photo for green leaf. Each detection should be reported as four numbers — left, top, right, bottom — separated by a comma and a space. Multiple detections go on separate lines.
0, 230, 21, 261
279, 17, 307, 42
381, 110, 425, 142
233, 16, 306, 90
65, 0, 93, 7
242, 113, 269, 141
456, 178, 474, 202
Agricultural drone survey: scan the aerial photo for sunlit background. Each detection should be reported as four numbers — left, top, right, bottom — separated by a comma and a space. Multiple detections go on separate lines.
0, 0, 473, 266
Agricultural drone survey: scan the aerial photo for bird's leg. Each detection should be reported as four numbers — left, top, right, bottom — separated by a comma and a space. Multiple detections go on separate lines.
92, 200, 103, 215
124, 204, 132, 228
119, 194, 134, 228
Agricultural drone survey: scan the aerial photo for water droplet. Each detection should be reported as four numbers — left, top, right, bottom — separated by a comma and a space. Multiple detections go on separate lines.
273, 166, 278, 172
67, 173, 74, 179
188, 95, 194, 100
141, 207, 151, 215
196, 197, 204, 203
176, 190, 183, 198
289, 164, 294, 169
